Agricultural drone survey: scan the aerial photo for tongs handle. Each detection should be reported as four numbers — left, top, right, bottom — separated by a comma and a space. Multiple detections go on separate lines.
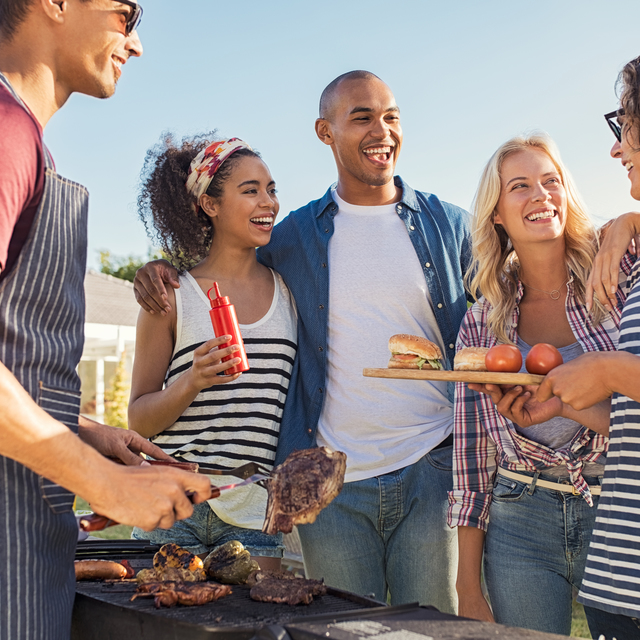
78, 487, 222, 532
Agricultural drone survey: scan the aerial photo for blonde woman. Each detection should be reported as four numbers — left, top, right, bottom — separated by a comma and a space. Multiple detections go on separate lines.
447, 134, 635, 636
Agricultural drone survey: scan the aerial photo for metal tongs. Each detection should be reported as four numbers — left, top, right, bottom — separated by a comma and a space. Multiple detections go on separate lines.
198, 461, 272, 487
78, 460, 272, 533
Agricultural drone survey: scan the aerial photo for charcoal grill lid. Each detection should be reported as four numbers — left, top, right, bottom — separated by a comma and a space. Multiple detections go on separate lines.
251, 625, 291, 640
282, 605, 569, 640
249, 604, 421, 640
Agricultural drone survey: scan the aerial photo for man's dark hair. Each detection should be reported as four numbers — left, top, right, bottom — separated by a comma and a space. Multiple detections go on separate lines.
319, 70, 382, 120
0, 0, 34, 40
0, 0, 90, 42
619, 56, 640, 149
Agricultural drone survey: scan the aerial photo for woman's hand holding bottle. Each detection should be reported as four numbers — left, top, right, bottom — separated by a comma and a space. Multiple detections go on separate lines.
186, 336, 242, 391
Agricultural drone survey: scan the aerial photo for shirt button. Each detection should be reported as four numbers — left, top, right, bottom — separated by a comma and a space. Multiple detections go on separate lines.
319, 305, 324, 310
409, 225, 415, 231
325, 229, 330, 233
398, 205, 403, 211
322, 263, 327, 268
449, 343, 454, 349
425, 262, 431, 268
308, 428, 312, 433
437, 303, 443, 309
318, 388, 323, 393
318, 346, 323, 352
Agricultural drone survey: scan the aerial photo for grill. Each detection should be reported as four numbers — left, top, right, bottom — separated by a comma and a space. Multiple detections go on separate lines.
72, 542, 571, 640
72, 551, 386, 640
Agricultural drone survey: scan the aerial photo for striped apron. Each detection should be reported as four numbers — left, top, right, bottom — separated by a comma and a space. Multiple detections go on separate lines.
0, 73, 88, 640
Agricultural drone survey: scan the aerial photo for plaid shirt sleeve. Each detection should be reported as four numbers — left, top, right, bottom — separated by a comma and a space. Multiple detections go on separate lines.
447, 301, 500, 531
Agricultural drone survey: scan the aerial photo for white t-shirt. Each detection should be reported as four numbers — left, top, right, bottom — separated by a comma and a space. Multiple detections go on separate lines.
316, 190, 453, 482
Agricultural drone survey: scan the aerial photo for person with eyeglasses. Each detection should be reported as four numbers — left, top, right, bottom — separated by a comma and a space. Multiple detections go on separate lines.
535, 55, 640, 639
0, 2, 213, 639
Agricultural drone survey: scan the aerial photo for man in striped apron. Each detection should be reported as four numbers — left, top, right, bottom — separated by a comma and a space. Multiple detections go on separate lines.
0, 2, 212, 638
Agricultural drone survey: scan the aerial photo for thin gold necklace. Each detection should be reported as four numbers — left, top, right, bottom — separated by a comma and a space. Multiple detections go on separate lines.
520, 278, 568, 301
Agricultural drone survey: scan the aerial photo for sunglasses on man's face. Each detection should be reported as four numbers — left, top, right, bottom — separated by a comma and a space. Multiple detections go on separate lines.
113, 0, 143, 35
605, 109, 625, 143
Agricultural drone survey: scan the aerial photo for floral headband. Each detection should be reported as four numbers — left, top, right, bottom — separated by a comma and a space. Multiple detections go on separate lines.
185, 138, 252, 204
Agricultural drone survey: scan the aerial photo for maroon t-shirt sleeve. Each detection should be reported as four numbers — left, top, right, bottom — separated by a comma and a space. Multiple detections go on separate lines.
0, 84, 44, 275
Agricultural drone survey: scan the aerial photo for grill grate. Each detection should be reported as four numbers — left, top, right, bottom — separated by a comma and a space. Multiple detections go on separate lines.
75, 580, 383, 627
73, 558, 385, 640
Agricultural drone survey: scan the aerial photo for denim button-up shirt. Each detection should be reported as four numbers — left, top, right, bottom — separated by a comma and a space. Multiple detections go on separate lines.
258, 176, 472, 465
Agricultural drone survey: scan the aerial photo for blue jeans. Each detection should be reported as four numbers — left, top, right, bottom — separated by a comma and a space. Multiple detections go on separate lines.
132, 501, 284, 557
485, 472, 602, 635
583, 604, 640, 640
297, 446, 457, 612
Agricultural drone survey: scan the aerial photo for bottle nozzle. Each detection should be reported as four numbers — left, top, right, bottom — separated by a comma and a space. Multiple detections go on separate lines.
207, 282, 228, 308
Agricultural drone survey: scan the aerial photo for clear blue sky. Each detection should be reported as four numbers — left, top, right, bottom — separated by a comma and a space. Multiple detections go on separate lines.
43, 0, 640, 269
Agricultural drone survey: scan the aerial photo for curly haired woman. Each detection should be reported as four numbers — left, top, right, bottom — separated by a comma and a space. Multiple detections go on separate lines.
128, 134, 297, 569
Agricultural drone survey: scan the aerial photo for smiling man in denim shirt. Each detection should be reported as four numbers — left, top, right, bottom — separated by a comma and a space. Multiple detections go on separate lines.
261, 70, 471, 610
134, 70, 471, 610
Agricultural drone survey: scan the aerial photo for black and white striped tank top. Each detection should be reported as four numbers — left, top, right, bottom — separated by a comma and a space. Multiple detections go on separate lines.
152, 269, 297, 471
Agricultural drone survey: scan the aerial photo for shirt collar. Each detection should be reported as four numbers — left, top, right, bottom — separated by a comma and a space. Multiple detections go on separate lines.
316, 175, 417, 217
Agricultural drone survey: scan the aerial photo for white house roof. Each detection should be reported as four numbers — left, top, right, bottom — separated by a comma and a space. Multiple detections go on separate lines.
84, 269, 139, 327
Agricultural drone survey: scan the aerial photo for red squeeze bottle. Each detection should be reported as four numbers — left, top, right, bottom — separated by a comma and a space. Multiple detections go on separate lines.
207, 282, 250, 375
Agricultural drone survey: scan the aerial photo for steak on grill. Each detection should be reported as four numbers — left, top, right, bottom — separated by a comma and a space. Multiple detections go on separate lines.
250, 576, 327, 606
245, 569, 297, 587
262, 447, 347, 535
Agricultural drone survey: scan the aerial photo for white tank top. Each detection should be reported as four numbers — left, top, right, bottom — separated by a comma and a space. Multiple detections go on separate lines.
152, 269, 297, 528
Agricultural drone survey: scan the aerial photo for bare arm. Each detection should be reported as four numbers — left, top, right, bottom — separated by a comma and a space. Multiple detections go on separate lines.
456, 526, 494, 623
560, 400, 611, 436
78, 415, 175, 465
0, 360, 212, 530
587, 212, 640, 311
128, 291, 242, 439
538, 351, 640, 409
468, 383, 611, 435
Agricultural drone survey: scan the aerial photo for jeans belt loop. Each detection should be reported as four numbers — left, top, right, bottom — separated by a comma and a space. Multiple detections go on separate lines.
527, 472, 539, 495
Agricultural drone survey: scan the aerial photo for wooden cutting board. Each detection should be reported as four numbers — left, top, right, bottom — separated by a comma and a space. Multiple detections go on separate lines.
362, 368, 545, 385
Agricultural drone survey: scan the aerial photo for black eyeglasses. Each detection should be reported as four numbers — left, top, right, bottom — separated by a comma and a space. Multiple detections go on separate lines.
114, 0, 143, 35
605, 108, 625, 142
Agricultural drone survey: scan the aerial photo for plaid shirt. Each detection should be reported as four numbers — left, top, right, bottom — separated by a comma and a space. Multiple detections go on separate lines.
448, 256, 635, 531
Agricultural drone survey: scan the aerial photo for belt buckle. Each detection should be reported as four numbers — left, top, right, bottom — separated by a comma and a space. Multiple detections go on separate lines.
571, 485, 580, 495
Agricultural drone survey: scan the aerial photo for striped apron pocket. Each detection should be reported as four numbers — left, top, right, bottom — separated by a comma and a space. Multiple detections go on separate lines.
37, 383, 81, 514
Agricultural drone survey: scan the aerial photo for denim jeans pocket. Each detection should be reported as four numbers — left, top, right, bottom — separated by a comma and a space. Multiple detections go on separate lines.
491, 476, 528, 503
425, 444, 453, 471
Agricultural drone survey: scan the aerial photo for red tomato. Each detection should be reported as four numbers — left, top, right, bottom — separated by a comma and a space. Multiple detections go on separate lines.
485, 344, 522, 373
525, 343, 564, 375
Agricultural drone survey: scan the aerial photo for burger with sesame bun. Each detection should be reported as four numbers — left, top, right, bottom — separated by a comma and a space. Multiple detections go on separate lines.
388, 334, 443, 370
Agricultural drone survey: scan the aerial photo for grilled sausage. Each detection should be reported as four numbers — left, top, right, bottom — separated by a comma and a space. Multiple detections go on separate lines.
74, 560, 128, 581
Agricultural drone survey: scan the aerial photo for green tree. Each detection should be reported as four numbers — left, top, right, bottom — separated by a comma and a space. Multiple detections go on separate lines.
99, 249, 164, 283
104, 351, 130, 429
